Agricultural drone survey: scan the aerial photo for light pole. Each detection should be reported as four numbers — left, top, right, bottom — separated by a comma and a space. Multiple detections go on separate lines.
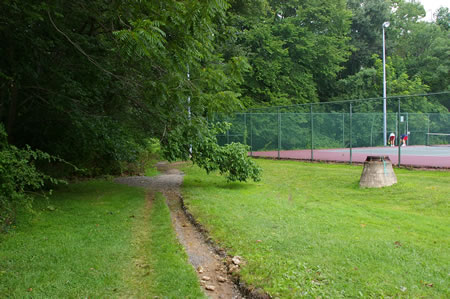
382, 21, 390, 146
187, 65, 192, 154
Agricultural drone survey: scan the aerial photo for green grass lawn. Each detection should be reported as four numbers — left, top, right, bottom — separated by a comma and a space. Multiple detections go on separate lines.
181, 160, 450, 298
0, 180, 203, 298
145, 192, 206, 298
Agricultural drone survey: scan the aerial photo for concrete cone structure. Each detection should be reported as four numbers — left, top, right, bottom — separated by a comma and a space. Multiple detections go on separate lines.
359, 156, 397, 188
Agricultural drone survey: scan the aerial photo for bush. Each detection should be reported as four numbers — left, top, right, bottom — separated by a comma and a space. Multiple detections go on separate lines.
0, 125, 64, 231
217, 142, 261, 182
163, 119, 261, 182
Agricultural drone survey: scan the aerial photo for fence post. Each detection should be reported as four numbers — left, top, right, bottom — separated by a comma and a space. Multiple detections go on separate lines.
406, 112, 409, 145
250, 112, 253, 157
226, 116, 230, 144
349, 103, 352, 165
342, 113, 345, 148
278, 107, 281, 159
370, 114, 375, 147
310, 104, 314, 161
398, 99, 401, 166
427, 113, 430, 146
395, 112, 398, 141
244, 113, 247, 145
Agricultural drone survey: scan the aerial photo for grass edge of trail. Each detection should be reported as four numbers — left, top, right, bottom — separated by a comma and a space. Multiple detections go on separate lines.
0, 180, 204, 298
124, 191, 206, 298
121, 191, 154, 297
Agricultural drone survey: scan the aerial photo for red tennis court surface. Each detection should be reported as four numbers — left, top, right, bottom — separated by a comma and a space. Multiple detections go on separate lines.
251, 146, 450, 169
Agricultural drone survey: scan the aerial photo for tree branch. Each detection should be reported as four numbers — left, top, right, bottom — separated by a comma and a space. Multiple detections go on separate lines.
47, 11, 139, 88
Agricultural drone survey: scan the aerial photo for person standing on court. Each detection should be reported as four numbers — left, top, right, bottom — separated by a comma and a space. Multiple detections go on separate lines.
389, 132, 395, 146
401, 133, 408, 146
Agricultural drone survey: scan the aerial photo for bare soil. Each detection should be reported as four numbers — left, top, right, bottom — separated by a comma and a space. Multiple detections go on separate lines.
115, 162, 242, 299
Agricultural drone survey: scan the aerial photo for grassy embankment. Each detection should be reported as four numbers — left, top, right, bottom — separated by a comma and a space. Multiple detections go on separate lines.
181, 159, 449, 298
0, 180, 204, 298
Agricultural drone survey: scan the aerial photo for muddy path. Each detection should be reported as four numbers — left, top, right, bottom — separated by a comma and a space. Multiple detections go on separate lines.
115, 162, 243, 299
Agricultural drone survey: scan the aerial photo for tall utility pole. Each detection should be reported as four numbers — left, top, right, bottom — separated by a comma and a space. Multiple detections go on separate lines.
382, 21, 390, 146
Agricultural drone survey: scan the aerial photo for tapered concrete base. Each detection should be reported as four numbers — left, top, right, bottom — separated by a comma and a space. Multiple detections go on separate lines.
360, 156, 397, 188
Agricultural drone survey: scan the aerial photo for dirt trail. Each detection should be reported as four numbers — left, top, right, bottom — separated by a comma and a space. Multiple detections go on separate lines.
115, 162, 242, 299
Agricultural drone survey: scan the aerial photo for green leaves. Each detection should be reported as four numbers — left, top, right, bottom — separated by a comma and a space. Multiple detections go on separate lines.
435, 7, 450, 31
163, 119, 261, 182
3, 0, 446, 189
343, 0, 449, 96
114, 20, 167, 59
0, 125, 66, 230
220, 0, 352, 105
216, 142, 262, 182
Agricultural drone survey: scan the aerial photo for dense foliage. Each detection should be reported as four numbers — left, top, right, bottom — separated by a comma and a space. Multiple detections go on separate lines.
333, 1, 449, 103
218, 0, 352, 105
164, 120, 261, 182
0, 125, 66, 230
0, 0, 448, 188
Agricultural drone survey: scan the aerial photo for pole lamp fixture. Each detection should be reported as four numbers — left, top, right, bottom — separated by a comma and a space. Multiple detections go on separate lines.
382, 21, 390, 146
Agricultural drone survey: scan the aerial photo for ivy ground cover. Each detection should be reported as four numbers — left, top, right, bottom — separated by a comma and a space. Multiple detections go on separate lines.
181, 160, 449, 298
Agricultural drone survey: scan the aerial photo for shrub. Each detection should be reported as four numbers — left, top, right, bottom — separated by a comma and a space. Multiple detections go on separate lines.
0, 125, 64, 231
163, 119, 261, 182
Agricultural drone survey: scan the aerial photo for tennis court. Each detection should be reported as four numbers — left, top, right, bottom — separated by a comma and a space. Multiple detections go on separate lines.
251, 145, 450, 168
214, 93, 450, 168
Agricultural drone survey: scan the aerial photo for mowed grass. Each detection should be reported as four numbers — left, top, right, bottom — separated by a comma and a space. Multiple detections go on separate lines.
0, 180, 203, 298
145, 192, 206, 298
181, 160, 450, 298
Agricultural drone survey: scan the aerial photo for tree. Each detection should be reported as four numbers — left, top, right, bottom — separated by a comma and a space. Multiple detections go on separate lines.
343, 0, 391, 77
218, 0, 352, 106
334, 0, 449, 104
333, 54, 445, 112
0, 0, 261, 181
435, 7, 450, 31
0, 0, 145, 174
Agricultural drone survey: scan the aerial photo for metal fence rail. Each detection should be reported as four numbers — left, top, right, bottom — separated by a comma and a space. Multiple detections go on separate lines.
215, 92, 450, 167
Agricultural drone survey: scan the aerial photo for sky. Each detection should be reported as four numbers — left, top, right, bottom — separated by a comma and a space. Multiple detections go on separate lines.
417, 0, 450, 21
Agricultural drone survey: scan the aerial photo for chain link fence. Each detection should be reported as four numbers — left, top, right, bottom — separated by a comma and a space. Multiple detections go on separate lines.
215, 92, 450, 166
